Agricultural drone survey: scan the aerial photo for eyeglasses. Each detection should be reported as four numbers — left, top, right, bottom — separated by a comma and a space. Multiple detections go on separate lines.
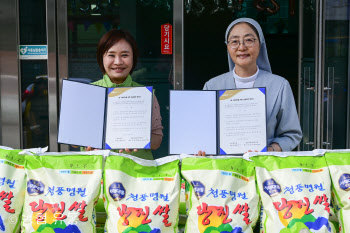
227, 38, 257, 49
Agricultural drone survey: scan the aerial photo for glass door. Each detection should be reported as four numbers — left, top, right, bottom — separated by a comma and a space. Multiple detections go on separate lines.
322, 0, 349, 149
299, 0, 316, 151
61, 0, 174, 158
300, 0, 350, 150
19, 0, 50, 149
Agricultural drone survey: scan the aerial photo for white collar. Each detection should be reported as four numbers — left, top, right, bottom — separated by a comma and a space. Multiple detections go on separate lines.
233, 66, 260, 83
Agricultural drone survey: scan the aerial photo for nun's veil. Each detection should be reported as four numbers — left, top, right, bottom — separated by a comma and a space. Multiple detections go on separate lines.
225, 18, 272, 73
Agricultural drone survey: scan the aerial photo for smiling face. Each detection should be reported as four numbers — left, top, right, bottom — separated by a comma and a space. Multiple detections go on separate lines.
103, 39, 133, 84
227, 22, 260, 77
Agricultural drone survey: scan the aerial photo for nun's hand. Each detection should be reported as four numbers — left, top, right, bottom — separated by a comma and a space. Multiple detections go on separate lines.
267, 143, 282, 152
85, 146, 99, 151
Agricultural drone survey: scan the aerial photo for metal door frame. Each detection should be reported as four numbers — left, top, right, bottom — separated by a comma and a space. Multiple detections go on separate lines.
174, 0, 184, 90
314, 0, 326, 149
56, 0, 69, 152
47, 0, 59, 152
297, 0, 302, 151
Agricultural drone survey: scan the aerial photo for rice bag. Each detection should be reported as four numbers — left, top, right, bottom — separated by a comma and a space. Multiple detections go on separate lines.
0, 148, 28, 233
103, 153, 181, 233
325, 150, 350, 232
250, 151, 336, 233
21, 151, 104, 233
181, 155, 259, 233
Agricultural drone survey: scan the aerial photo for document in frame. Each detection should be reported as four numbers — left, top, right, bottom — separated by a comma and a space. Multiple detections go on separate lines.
105, 86, 153, 149
219, 88, 267, 154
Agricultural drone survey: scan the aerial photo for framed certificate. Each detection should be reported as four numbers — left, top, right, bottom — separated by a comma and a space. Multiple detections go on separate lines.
58, 79, 153, 149
169, 88, 267, 155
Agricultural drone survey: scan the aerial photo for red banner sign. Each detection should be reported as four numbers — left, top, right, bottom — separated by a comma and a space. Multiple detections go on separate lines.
161, 23, 172, 55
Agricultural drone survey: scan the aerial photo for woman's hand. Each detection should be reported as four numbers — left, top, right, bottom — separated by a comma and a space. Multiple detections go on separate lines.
118, 148, 138, 153
83, 146, 136, 152
194, 150, 206, 156
117, 133, 162, 153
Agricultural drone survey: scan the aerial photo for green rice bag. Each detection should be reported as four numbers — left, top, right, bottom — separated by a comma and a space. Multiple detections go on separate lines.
250, 151, 336, 233
325, 150, 350, 233
104, 152, 181, 233
181, 155, 259, 233
21, 151, 105, 233
0, 147, 29, 233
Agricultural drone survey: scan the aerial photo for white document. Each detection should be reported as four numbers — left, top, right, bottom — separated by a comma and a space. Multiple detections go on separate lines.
219, 88, 267, 154
105, 87, 153, 149
58, 80, 106, 149
169, 91, 217, 155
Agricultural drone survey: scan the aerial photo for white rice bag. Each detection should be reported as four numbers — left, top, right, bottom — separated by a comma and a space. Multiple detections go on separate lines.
104, 152, 181, 233
21, 151, 105, 233
181, 155, 259, 233
250, 151, 336, 233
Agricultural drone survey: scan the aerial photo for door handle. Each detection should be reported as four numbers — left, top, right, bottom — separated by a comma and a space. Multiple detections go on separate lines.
302, 66, 314, 150
323, 67, 334, 149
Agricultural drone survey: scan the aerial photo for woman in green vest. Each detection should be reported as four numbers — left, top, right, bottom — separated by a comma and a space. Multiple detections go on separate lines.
85, 29, 163, 160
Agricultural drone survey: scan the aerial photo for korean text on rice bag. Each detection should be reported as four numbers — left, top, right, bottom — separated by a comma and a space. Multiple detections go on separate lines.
0, 148, 27, 233
21, 151, 104, 233
325, 150, 350, 232
181, 155, 259, 233
104, 153, 181, 233
251, 152, 336, 233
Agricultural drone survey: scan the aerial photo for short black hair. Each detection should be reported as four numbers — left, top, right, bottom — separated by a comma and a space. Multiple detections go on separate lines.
96, 29, 138, 75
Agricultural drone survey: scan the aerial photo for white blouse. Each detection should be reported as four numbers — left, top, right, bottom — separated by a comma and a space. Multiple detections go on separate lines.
233, 66, 259, 89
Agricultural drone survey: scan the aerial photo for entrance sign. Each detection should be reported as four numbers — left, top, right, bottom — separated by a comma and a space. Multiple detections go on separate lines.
161, 23, 172, 54
19, 45, 48, 59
